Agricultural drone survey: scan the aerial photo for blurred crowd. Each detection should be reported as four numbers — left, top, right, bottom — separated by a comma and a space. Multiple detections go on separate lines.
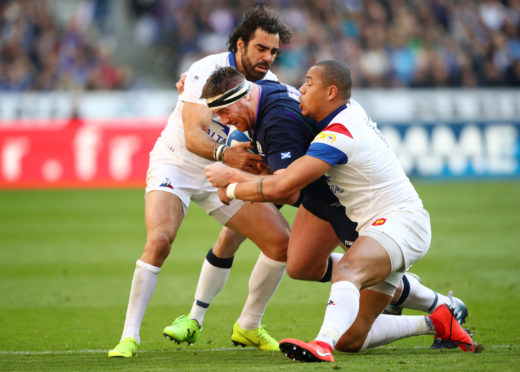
2, 0, 520, 91
133, 0, 520, 88
0, 0, 136, 91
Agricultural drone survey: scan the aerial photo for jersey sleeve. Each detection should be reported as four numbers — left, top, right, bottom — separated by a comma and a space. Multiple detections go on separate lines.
181, 60, 216, 105
306, 122, 353, 166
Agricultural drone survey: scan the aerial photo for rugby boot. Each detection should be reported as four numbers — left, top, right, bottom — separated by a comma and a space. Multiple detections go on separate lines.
108, 337, 138, 358
279, 338, 334, 363
429, 304, 480, 352
231, 322, 279, 351
163, 314, 201, 345
431, 293, 469, 349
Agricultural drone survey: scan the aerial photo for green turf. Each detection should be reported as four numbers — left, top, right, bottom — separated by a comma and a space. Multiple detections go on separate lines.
1, 182, 519, 371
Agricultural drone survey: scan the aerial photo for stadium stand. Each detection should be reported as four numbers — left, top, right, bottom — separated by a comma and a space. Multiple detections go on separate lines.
1, 0, 520, 90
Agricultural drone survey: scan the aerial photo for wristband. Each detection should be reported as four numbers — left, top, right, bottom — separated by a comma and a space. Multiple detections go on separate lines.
213, 144, 228, 161
226, 183, 238, 200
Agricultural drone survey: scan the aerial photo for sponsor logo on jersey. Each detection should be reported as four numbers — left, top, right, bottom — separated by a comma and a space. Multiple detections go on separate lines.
315, 132, 337, 144
281, 152, 292, 159
329, 184, 344, 194
324, 123, 353, 138
372, 218, 387, 226
328, 300, 336, 306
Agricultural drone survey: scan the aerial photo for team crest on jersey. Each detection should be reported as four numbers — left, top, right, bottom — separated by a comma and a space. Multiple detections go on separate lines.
315, 132, 337, 144
281, 152, 292, 159
372, 218, 386, 226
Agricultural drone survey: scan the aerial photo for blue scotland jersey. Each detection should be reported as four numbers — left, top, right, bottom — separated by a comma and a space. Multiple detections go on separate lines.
248, 80, 321, 173
246, 81, 359, 245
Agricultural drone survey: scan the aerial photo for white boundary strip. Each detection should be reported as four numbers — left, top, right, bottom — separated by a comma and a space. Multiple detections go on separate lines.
0, 347, 242, 356
0, 345, 515, 356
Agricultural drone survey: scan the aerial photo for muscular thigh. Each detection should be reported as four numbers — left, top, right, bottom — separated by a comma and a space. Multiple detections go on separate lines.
333, 236, 392, 288
225, 202, 290, 262
145, 190, 184, 236
286, 205, 340, 280
141, 190, 185, 266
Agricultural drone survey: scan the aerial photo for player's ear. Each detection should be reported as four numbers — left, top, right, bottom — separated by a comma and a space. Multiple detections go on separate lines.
237, 38, 245, 53
328, 85, 338, 100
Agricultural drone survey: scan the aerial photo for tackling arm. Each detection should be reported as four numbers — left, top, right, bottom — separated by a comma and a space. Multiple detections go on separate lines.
225, 155, 331, 204
182, 103, 265, 173
183, 101, 221, 160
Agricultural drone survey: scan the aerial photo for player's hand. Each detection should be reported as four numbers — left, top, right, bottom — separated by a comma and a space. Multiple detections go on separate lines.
256, 161, 270, 174
217, 187, 231, 205
176, 72, 187, 94
206, 162, 234, 188
223, 142, 264, 174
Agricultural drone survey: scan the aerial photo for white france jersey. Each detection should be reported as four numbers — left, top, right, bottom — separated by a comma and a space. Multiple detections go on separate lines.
160, 52, 278, 167
306, 99, 423, 232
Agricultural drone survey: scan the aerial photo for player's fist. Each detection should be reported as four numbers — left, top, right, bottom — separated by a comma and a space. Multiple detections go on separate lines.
206, 162, 234, 188
222, 143, 264, 174
217, 187, 231, 205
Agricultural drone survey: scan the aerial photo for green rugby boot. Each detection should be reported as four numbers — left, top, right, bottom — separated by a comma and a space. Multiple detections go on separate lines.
108, 337, 138, 358
231, 322, 279, 351
163, 314, 201, 345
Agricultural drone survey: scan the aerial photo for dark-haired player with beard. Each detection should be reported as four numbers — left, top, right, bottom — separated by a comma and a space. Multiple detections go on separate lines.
108, 6, 294, 357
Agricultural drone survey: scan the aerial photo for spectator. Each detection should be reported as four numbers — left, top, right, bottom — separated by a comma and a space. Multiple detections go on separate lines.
2, 0, 520, 90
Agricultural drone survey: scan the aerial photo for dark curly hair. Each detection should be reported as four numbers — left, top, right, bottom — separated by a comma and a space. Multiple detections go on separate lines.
227, 6, 292, 52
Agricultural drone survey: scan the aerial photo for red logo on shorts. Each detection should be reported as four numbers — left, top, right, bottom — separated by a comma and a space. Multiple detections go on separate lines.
372, 218, 386, 226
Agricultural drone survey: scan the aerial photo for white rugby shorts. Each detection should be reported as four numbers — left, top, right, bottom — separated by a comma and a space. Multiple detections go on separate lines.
360, 207, 431, 295
145, 138, 244, 225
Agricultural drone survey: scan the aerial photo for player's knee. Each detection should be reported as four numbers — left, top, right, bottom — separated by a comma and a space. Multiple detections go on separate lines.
331, 258, 366, 286
286, 260, 322, 280
335, 337, 364, 353
260, 230, 289, 262
144, 231, 175, 264
213, 229, 245, 257
262, 244, 287, 262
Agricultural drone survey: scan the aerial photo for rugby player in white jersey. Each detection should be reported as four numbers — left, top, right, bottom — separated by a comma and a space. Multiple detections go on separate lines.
107, 6, 293, 358
205, 60, 479, 362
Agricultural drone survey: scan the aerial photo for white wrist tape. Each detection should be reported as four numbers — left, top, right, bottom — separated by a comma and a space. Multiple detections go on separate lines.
226, 183, 238, 200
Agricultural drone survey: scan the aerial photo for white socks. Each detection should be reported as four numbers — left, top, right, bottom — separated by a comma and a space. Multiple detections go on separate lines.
399, 273, 451, 313
237, 253, 286, 330
360, 314, 435, 351
190, 257, 232, 326
316, 281, 360, 348
121, 259, 161, 344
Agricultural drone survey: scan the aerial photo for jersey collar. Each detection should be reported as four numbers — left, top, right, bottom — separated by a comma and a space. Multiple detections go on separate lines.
318, 104, 348, 127
228, 52, 238, 69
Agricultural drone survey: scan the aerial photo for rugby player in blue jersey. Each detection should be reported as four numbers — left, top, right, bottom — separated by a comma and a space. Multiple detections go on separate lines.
204, 64, 478, 361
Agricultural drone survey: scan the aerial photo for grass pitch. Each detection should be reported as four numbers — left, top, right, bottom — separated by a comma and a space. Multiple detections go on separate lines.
0, 181, 519, 371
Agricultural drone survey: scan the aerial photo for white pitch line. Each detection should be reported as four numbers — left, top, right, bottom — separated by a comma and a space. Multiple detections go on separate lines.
0, 347, 244, 356
0, 344, 515, 356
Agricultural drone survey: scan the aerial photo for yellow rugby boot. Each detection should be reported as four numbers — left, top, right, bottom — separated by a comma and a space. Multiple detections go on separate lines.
231, 322, 279, 351
108, 337, 138, 358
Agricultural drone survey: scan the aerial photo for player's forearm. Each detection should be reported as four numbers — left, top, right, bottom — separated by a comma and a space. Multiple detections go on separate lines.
231, 175, 300, 204
183, 101, 220, 161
